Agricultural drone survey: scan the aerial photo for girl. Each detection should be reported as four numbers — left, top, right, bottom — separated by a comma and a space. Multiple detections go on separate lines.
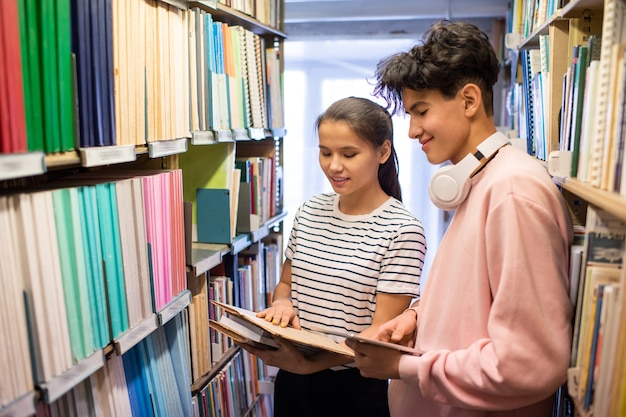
239, 96, 427, 417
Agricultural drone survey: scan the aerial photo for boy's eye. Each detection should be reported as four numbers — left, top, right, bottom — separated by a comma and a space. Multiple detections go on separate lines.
418, 110, 427, 116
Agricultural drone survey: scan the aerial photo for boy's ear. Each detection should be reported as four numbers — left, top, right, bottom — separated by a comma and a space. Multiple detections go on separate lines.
461, 83, 482, 117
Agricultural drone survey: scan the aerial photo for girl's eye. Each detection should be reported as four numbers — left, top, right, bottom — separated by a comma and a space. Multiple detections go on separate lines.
344, 154, 356, 158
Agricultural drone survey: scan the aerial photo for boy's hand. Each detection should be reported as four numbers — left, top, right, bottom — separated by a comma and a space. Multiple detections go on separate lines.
375, 308, 417, 347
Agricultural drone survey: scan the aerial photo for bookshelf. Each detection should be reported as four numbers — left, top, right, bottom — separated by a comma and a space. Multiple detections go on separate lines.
0, 0, 286, 416
507, 0, 626, 415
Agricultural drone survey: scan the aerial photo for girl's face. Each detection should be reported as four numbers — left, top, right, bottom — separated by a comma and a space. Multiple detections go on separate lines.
402, 87, 472, 165
318, 120, 387, 199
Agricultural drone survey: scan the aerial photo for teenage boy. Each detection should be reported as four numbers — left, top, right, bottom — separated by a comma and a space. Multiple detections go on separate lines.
347, 20, 573, 417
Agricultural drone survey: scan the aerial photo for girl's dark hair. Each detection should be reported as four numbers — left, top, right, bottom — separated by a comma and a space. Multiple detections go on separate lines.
315, 96, 402, 201
373, 20, 500, 116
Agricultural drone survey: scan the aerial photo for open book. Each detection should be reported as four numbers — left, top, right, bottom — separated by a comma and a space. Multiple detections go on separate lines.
208, 300, 354, 357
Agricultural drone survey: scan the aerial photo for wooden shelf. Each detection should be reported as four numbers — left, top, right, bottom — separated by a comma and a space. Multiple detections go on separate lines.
555, 178, 626, 222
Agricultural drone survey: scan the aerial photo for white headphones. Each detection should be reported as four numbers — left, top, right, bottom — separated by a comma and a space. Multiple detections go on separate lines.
428, 133, 510, 211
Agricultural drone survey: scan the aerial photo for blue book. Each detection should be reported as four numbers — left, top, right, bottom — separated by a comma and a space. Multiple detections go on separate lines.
584, 284, 605, 410
164, 314, 193, 417
139, 337, 167, 417
123, 346, 154, 417
153, 326, 185, 417
71, 0, 95, 147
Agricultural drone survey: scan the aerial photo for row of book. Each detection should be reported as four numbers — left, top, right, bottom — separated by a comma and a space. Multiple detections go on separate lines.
192, 349, 274, 417
32, 313, 193, 417
0, 0, 284, 156
180, 140, 282, 247
507, 0, 561, 40
510, 0, 626, 197
187, 5, 284, 135
549, 0, 626, 194
187, 236, 282, 383
0, 169, 187, 410
567, 205, 626, 416
215, 0, 283, 30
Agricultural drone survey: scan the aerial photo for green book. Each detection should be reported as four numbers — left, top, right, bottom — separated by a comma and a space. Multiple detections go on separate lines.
570, 45, 589, 177
40, 0, 61, 153
55, 0, 75, 152
19, 0, 44, 152
52, 189, 83, 361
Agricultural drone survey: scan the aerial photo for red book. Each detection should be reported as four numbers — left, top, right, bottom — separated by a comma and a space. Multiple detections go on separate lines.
0, 0, 28, 153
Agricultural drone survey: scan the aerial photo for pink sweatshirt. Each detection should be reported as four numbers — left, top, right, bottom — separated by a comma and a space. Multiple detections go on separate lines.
390, 142, 573, 417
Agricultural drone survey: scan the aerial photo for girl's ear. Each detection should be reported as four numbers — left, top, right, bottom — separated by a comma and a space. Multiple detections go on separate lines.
379, 139, 392, 164
461, 83, 482, 117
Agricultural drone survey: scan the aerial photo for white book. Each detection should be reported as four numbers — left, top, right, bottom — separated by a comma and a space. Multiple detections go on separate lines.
577, 60, 601, 182
215, 314, 279, 349
587, 0, 626, 187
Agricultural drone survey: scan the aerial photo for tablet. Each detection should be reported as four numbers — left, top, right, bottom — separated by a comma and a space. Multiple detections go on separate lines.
308, 326, 421, 355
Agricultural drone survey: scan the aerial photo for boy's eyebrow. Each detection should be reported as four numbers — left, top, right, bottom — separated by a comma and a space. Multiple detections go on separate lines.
406, 101, 424, 113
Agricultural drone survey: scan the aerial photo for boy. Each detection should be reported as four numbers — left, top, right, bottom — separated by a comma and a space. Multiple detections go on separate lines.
347, 20, 574, 417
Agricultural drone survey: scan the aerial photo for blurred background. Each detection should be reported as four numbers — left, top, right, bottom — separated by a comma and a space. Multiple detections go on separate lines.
281, 0, 511, 280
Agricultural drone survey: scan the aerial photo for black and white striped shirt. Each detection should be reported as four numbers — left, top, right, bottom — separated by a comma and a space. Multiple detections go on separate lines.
286, 193, 426, 337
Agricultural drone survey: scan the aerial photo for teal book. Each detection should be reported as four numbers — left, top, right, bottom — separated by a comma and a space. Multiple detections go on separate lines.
67, 187, 95, 356
79, 185, 110, 348
196, 188, 231, 244
107, 182, 129, 332
52, 189, 88, 362
95, 182, 128, 339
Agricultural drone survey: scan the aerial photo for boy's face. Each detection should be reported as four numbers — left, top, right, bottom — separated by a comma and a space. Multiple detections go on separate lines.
401, 87, 472, 165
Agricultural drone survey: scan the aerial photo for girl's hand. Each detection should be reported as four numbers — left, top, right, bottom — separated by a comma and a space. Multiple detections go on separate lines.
346, 340, 403, 380
238, 337, 311, 374
256, 298, 301, 329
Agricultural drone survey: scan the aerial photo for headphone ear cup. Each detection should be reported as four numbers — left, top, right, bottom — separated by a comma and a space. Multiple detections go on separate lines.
428, 133, 510, 211
428, 165, 472, 211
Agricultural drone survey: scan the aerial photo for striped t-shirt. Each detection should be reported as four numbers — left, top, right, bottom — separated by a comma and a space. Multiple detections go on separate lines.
285, 193, 426, 338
